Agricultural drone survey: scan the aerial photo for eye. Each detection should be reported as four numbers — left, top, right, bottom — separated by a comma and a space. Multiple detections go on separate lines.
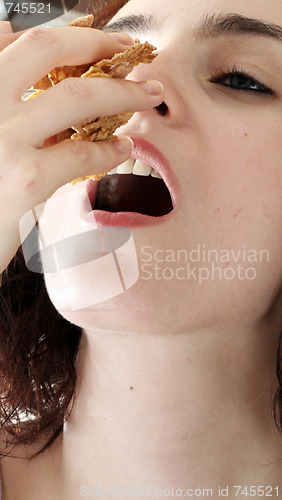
210, 67, 273, 95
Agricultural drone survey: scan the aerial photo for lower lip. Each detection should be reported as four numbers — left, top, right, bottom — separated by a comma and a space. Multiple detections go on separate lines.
82, 179, 174, 228
83, 208, 173, 227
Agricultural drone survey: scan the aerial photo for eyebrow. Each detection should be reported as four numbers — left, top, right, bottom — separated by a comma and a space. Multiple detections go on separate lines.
102, 12, 282, 43
102, 14, 157, 35
197, 13, 282, 42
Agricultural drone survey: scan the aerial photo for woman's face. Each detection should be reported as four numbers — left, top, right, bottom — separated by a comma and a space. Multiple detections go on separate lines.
42, 0, 282, 334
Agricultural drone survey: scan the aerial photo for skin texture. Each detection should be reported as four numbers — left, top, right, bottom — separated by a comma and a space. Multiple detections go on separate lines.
1, 0, 282, 498
43, 0, 282, 334
0, 23, 163, 272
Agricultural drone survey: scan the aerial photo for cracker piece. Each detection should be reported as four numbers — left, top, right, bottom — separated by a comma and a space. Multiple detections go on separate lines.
33, 14, 94, 89
83, 40, 157, 80
67, 14, 94, 28
70, 171, 109, 185
71, 112, 134, 142
28, 15, 158, 184
69, 40, 156, 143
80, 68, 111, 78
35, 38, 156, 88
56, 129, 73, 143
24, 89, 44, 100
33, 75, 52, 91
48, 64, 90, 85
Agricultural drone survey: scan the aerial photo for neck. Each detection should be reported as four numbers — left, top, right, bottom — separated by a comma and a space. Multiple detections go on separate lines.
53, 317, 282, 497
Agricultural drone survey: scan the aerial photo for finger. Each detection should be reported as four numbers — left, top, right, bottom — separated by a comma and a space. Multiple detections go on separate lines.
0, 21, 24, 51
0, 26, 135, 98
0, 21, 13, 33
20, 78, 164, 147
30, 136, 134, 203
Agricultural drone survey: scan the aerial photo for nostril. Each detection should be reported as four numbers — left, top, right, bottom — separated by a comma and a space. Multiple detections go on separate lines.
155, 101, 168, 116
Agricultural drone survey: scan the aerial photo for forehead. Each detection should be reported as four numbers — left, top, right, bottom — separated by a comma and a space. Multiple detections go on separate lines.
112, 0, 282, 32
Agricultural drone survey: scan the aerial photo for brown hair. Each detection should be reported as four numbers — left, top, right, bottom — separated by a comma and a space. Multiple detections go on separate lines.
1, 0, 282, 460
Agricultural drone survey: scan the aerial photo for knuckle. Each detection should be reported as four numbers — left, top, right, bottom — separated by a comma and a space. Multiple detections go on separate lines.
14, 156, 40, 192
101, 140, 120, 164
0, 133, 39, 191
114, 80, 144, 108
18, 165, 39, 191
131, 81, 150, 103
61, 78, 91, 100
68, 139, 92, 163
22, 27, 57, 47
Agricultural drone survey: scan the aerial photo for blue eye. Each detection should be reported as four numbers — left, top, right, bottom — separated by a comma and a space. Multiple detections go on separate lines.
211, 68, 273, 95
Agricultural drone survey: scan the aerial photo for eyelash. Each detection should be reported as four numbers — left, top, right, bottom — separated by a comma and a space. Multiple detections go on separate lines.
210, 65, 273, 95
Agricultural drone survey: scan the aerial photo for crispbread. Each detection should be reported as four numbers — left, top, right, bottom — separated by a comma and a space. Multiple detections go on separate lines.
33, 15, 95, 90
67, 14, 94, 28
29, 15, 158, 183
71, 171, 109, 184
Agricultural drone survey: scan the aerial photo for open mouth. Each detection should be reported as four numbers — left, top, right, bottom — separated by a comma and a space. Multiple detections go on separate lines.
89, 158, 174, 217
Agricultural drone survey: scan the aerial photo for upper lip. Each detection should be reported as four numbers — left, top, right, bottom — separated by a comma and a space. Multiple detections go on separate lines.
121, 135, 179, 209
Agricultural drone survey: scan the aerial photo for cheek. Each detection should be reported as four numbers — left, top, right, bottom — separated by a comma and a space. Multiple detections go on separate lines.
198, 114, 282, 221
179, 112, 282, 292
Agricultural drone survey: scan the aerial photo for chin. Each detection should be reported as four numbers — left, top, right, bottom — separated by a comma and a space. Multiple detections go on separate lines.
44, 267, 183, 335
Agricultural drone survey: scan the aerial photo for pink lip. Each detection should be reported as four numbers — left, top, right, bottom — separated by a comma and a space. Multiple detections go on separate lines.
82, 136, 180, 228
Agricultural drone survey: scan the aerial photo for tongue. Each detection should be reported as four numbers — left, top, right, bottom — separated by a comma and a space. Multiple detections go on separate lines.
93, 174, 173, 216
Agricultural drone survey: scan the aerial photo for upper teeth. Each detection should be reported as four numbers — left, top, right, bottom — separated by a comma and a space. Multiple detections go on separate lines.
116, 158, 135, 174
108, 158, 162, 179
133, 160, 152, 176
96, 158, 163, 208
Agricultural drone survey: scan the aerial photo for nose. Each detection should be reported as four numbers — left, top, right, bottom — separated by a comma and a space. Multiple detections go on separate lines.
128, 48, 186, 124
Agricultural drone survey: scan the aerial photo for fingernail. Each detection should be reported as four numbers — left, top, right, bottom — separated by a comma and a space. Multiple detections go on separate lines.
112, 137, 133, 154
109, 32, 135, 45
138, 80, 164, 96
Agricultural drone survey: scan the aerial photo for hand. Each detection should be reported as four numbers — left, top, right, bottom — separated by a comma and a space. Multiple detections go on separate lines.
0, 20, 24, 51
0, 22, 164, 272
